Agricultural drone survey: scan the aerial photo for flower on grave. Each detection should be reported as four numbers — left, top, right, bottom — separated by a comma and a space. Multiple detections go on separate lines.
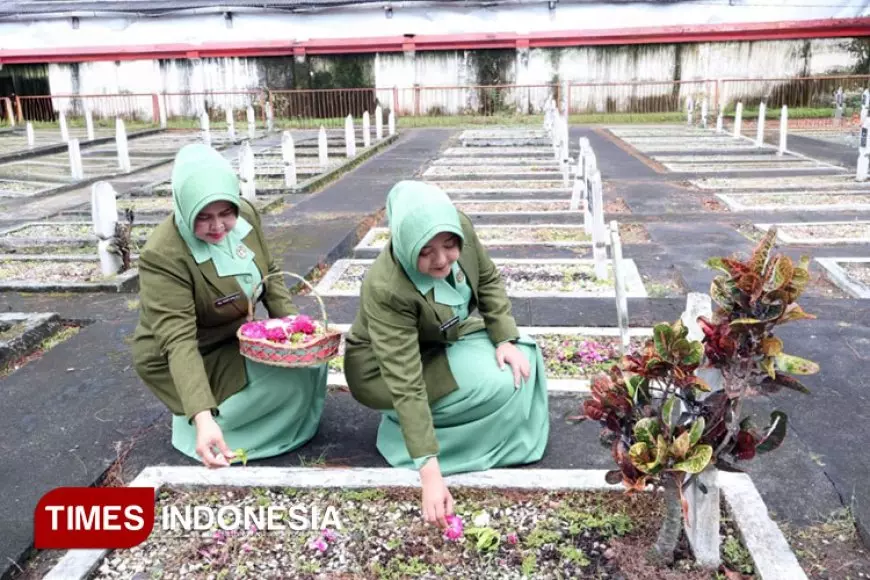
308, 537, 328, 552
507, 532, 518, 545
241, 543, 253, 553
213, 530, 226, 543
471, 510, 490, 527
321, 528, 337, 543
249, 523, 259, 534
443, 514, 464, 541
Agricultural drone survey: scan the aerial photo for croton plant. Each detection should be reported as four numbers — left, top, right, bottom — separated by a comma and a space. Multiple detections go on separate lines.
580, 227, 820, 564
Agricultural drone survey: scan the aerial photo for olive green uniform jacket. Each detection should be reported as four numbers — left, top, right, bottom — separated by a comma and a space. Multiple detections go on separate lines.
132, 199, 296, 421
344, 212, 520, 459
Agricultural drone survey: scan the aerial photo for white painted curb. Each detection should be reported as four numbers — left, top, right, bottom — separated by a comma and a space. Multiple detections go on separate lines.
815, 257, 870, 298
717, 192, 870, 212
755, 221, 870, 245
45, 467, 808, 580
354, 224, 603, 252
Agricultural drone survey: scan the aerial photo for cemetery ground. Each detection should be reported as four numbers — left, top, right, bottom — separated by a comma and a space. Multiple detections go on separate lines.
0, 123, 868, 579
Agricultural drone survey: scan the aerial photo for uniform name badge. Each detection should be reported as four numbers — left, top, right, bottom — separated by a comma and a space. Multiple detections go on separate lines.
439, 316, 460, 332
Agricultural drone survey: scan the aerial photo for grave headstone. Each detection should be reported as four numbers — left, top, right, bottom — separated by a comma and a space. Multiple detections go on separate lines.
246, 105, 256, 140
687, 96, 695, 126
200, 112, 211, 147
239, 142, 256, 201
226, 108, 236, 141
755, 102, 766, 148
318, 126, 329, 169
68, 138, 84, 180
733, 102, 743, 139
716, 111, 724, 133
778, 105, 788, 156
609, 221, 629, 354
862, 89, 869, 124
544, 99, 554, 136
590, 171, 607, 280
26, 122, 35, 150
375, 105, 384, 140
834, 87, 844, 126
116, 118, 131, 173
701, 98, 709, 129
158, 95, 168, 129
679, 292, 722, 567
282, 131, 297, 188
363, 111, 372, 148
561, 81, 570, 118
857, 116, 870, 181
85, 109, 95, 141
91, 181, 122, 276
388, 110, 396, 136
59, 110, 69, 142
265, 102, 274, 133
345, 115, 357, 158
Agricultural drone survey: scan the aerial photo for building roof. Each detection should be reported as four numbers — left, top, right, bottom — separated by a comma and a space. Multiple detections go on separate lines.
0, 0, 687, 18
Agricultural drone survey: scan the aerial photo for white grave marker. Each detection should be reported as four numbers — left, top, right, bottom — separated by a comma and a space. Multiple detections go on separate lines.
68, 138, 84, 180
345, 115, 357, 158
318, 126, 329, 169
857, 116, 870, 181
778, 105, 788, 156
282, 131, 297, 188
862, 89, 870, 124
544, 99, 554, 136
363, 111, 372, 148
200, 112, 211, 147
561, 81, 570, 118
834, 87, 844, 126
246, 105, 256, 140
609, 220, 629, 354
265, 102, 274, 133
590, 171, 607, 280
755, 102, 766, 148
59, 110, 69, 142
158, 95, 168, 129
116, 118, 131, 173
226, 108, 236, 141
687, 96, 695, 125
716, 111, 723, 133
388, 110, 396, 136
701, 98, 709, 129
733, 102, 743, 139
239, 142, 256, 201
26, 122, 35, 149
375, 105, 384, 140
91, 181, 122, 276
85, 109, 95, 141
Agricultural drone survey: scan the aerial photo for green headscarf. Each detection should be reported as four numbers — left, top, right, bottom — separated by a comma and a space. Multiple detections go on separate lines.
171, 143, 255, 277
386, 180, 466, 306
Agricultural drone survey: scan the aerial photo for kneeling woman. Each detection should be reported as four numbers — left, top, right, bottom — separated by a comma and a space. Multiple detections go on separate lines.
344, 180, 550, 526
133, 144, 327, 468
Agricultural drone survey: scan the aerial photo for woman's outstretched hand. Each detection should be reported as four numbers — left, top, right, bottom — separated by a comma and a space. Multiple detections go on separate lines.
496, 341, 531, 388
419, 457, 454, 528
193, 410, 235, 468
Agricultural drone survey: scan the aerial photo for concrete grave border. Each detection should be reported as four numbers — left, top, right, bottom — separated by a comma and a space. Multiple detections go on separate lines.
54, 195, 285, 220
423, 166, 564, 179
0, 220, 158, 249
0, 312, 61, 368
314, 258, 648, 298
440, 147, 555, 158
717, 192, 870, 212
44, 466, 807, 580
661, 161, 841, 174
0, 178, 61, 199
815, 257, 870, 298
355, 225, 601, 252
452, 198, 575, 216
323, 323, 655, 394
0, 256, 139, 293
754, 221, 870, 245
431, 157, 560, 167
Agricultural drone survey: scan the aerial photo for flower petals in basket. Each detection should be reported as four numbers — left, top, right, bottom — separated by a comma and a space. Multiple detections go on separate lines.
238, 315, 341, 368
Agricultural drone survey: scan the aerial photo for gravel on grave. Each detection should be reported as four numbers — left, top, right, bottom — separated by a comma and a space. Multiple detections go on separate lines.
692, 175, 866, 190
0, 260, 126, 282
775, 222, 870, 240
842, 262, 870, 287
333, 263, 616, 294
370, 227, 592, 247
434, 181, 567, 191
118, 196, 282, 213
88, 485, 716, 580
454, 201, 572, 213
730, 193, 870, 207
0, 180, 54, 194
426, 166, 562, 176
3, 223, 157, 239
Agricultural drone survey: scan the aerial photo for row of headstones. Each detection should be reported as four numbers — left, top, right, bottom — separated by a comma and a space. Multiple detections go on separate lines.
198, 105, 396, 150
540, 103, 632, 354
65, 119, 132, 180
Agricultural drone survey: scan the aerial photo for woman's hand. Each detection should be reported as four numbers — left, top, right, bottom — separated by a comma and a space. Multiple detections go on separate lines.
419, 458, 454, 528
193, 410, 235, 468
496, 341, 531, 388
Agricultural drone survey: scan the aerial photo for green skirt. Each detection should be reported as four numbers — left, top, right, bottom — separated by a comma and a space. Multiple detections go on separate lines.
377, 330, 550, 475
171, 359, 328, 463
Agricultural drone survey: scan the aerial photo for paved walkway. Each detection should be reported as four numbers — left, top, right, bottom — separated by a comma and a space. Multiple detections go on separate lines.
1, 126, 868, 578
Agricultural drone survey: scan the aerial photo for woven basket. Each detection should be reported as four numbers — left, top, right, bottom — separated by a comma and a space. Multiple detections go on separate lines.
237, 271, 342, 368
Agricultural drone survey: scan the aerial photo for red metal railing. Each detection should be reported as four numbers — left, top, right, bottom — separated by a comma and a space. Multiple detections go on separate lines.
14, 93, 161, 127
160, 90, 267, 125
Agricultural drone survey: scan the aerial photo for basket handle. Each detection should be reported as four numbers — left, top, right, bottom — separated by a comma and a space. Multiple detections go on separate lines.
247, 270, 329, 331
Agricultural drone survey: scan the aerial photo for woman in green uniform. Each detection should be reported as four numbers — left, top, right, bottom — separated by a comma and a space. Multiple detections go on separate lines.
132, 143, 327, 469
344, 180, 550, 527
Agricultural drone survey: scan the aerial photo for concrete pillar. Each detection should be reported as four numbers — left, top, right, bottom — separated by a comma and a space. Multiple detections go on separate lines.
778, 106, 788, 156
609, 220, 629, 354
115, 118, 131, 173
755, 102, 766, 148
91, 181, 122, 276
282, 131, 297, 188
85, 109, 95, 141
200, 112, 211, 147
733, 102, 743, 139
68, 139, 84, 180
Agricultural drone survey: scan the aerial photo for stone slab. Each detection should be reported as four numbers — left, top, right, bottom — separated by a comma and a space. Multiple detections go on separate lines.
755, 221, 870, 245
718, 192, 870, 212
815, 257, 870, 298
0, 311, 61, 368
